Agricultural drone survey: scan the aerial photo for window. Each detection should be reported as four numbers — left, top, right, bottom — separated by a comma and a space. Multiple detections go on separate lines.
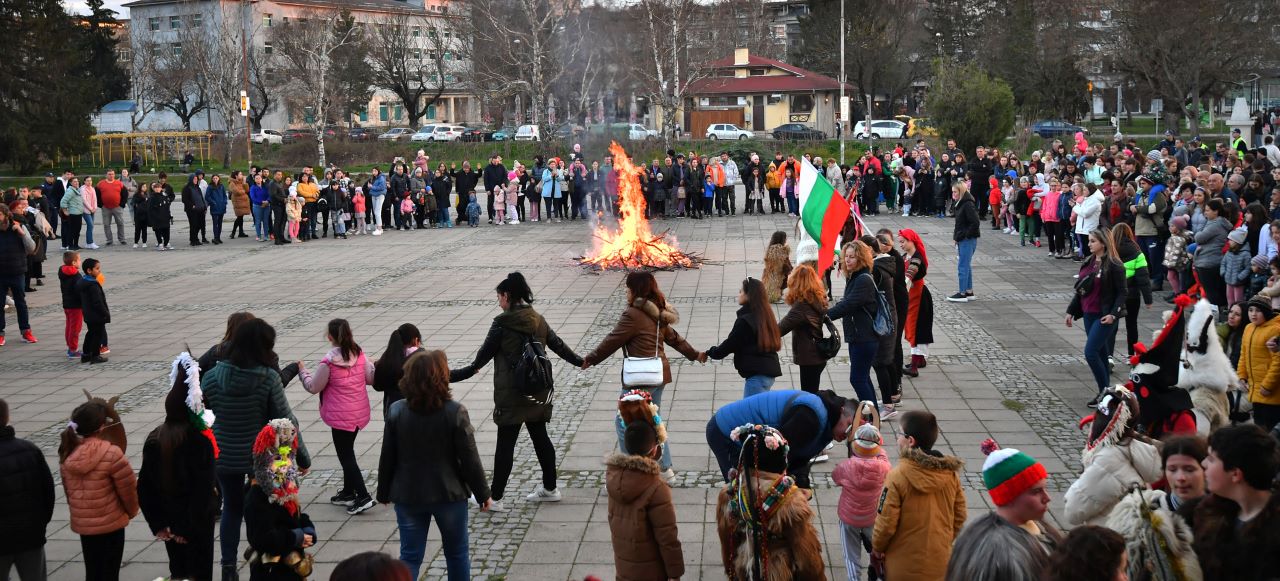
445, 74, 455, 82
428, 28, 437, 39
790, 94, 814, 113
263, 13, 272, 27
427, 51, 437, 60
264, 68, 278, 84
443, 51, 452, 61
169, 15, 181, 29
707, 96, 737, 107
412, 26, 420, 37
394, 104, 403, 121
413, 48, 423, 59
189, 12, 202, 27
749, 68, 766, 76
772, 24, 785, 39
170, 43, 183, 58
379, 103, 389, 122
443, 29, 451, 39
359, 107, 368, 122
148, 17, 160, 31
263, 42, 273, 55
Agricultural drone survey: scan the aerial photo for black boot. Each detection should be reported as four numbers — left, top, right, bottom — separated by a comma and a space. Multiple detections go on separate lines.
222, 564, 239, 581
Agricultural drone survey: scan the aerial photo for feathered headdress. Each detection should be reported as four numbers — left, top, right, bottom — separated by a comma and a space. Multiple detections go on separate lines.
170, 351, 218, 457
252, 419, 301, 516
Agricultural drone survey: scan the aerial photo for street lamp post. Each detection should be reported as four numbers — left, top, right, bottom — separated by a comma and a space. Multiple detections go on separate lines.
838, 0, 845, 165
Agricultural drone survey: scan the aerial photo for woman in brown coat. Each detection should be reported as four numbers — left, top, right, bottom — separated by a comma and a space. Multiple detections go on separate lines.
582, 271, 702, 481
228, 170, 251, 238
606, 421, 684, 581
59, 400, 139, 581
778, 263, 830, 393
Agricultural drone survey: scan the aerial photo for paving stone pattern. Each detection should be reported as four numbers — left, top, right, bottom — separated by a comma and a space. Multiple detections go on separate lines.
0, 199, 1166, 580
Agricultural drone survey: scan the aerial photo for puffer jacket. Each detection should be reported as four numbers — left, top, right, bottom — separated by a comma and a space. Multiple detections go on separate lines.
60, 437, 138, 535
1221, 247, 1253, 286
1194, 216, 1232, 269
59, 186, 84, 215
0, 426, 55, 555
831, 450, 891, 528
201, 360, 311, 473
1073, 191, 1105, 235
1163, 232, 1192, 271
871, 447, 966, 580
1133, 184, 1168, 236
583, 298, 700, 386
229, 179, 251, 216
1117, 237, 1153, 306
605, 453, 684, 581
1063, 439, 1163, 526
450, 304, 583, 426
1238, 316, 1280, 405
301, 348, 374, 432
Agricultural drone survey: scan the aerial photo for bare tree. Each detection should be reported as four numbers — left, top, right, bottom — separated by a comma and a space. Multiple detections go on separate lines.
200, 4, 253, 167
1107, 0, 1278, 134
148, 19, 210, 130
628, 0, 713, 144
246, 41, 280, 132
272, 9, 362, 168
126, 38, 162, 131
366, 13, 457, 129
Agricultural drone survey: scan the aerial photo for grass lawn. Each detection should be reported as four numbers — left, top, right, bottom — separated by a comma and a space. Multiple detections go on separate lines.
1083, 116, 1230, 136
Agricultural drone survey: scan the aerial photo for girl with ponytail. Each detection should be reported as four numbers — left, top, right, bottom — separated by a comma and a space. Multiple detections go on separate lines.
373, 323, 423, 413
299, 318, 376, 515
59, 400, 139, 581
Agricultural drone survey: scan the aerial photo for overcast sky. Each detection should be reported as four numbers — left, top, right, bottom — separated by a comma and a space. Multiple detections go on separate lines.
64, 0, 131, 17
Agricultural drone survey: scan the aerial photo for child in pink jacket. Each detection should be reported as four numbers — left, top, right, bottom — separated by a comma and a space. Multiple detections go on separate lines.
493, 185, 506, 225
299, 318, 376, 515
352, 187, 366, 235
833, 423, 891, 581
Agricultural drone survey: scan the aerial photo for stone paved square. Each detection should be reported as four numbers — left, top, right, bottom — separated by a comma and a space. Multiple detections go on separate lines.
0, 192, 1166, 580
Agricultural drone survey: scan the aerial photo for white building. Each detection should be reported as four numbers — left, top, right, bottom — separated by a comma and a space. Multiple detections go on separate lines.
121, 0, 479, 132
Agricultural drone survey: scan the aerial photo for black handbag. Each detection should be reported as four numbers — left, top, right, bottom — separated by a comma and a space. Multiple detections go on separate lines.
813, 315, 842, 360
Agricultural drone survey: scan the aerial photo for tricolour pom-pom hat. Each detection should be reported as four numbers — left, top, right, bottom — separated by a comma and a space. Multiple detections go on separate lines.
980, 438, 1047, 507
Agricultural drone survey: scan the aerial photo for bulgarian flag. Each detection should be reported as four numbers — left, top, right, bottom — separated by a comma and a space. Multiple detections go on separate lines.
798, 158, 852, 272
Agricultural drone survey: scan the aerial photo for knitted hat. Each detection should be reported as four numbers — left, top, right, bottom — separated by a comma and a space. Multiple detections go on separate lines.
852, 424, 882, 457
1247, 296, 1274, 320
1170, 215, 1189, 231
1253, 255, 1271, 270
980, 439, 1047, 507
1228, 227, 1248, 246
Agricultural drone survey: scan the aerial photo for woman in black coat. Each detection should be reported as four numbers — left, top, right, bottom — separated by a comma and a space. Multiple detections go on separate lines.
449, 272, 582, 509
1066, 228, 1127, 406
138, 360, 218, 581
706, 277, 783, 398
146, 181, 173, 249
826, 240, 882, 406
949, 182, 981, 302
1112, 224, 1153, 359
432, 164, 454, 228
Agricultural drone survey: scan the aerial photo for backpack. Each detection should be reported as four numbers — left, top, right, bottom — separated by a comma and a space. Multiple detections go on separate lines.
859, 272, 895, 337
513, 331, 555, 402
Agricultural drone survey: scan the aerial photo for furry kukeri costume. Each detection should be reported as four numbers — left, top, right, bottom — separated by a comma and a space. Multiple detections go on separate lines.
1178, 298, 1236, 434
1105, 488, 1203, 581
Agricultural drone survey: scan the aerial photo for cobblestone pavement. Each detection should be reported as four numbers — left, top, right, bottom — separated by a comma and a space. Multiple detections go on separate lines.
0, 197, 1164, 580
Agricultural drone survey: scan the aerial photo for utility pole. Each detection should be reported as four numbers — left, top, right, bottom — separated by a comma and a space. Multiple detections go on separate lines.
241, 0, 253, 168
838, 0, 845, 165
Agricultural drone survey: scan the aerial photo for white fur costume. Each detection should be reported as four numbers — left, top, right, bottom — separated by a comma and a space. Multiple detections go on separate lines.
1177, 299, 1237, 434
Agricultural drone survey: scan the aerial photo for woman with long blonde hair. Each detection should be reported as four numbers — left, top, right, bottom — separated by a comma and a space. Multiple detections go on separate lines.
779, 263, 831, 392
828, 240, 882, 404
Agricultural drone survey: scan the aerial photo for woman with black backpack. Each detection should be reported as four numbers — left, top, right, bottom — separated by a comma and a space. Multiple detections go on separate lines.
450, 272, 583, 512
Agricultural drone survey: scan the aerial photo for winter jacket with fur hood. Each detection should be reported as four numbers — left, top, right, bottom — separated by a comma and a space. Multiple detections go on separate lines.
583, 298, 700, 386
832, 450, 891, 528
1064, 438, 1163, 526
605, 452, 684, 580
716, 471, 825, 581
60, 437, 139, 535
871, 446, 966, 580
300, 347, 375, 432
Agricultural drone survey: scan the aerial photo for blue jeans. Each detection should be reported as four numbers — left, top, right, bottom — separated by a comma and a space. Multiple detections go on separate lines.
215, 470, 251, 566
957, 237, 977, 292
848, 341, 879, 405
1082, 313, 1114, 392
394, 501, 469, 581
251, 205, 269, 237
743, 375, 776, 398
1138, 235, 1166, 288
786, 192, 799, 214
614, 386, 671, 470
82, 212, 95, 244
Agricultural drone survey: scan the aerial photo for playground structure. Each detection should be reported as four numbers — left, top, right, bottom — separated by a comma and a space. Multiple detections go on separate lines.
63, 132, 214, 169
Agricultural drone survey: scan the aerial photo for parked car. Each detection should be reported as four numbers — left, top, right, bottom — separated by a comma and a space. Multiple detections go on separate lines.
428, 125, 466, 141
771, 123, 827, 140
628, 123, 659, 141
460, 127, 495, 142
378, 128, 413, 141
281, 129, 310, 143
492, 126, 515, 141
251, 129, 284, 145
706, 123, 752, 140
852, 120, 907, 139
1031, 119, 1088, 138
346, 127, 373, 142
410, 125, 436, 142
514, 124, 541, 141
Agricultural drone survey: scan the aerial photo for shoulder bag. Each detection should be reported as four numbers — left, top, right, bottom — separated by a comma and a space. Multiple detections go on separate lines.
622, 317, 665, 387
812, 314, 842, 360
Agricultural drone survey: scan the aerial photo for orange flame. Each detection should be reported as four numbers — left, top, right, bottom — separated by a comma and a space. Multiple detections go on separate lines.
580, 142, 697, 270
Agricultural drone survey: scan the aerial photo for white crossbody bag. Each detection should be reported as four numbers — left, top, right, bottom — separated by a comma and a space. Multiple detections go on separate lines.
621, 318, 665, 387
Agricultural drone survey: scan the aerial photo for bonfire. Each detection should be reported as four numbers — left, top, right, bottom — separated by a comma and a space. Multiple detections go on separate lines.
579, 142, 703, 271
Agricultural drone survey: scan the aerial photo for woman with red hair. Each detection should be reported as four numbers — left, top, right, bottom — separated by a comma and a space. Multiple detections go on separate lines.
898, 229, 934, 377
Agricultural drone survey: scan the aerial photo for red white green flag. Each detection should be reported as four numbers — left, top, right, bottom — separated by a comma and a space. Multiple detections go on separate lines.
798, 158, 852, 272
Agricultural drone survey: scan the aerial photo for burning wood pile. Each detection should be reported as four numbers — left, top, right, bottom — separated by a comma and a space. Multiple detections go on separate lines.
579, 142, 703, 271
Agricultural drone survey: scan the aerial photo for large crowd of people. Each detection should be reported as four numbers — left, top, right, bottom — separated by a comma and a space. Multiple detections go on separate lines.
4, 127, 1280, 581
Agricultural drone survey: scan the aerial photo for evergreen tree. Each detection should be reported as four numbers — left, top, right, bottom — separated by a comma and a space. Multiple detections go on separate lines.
79, 0, 130, 105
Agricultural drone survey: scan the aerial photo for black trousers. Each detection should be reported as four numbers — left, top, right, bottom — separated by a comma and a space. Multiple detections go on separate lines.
873, 362, 900, 404
491, 421, 557, 501
769, 188, 782, 212
163, 519, 215, 581
1254, 403, 1280, 432
799, 363, 826, 393
271, 204, 287, 242
231, 215, 246, 236
80, 528, 125, 581
63, 214, 83, 248
186, 209, 206, 244
332, 427, 368, 497
83, 322, 106, 360
152, 226, 169, 247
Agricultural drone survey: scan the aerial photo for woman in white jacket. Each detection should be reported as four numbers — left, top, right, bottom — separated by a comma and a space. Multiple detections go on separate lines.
1072, 183, 1105, 260
1064, 385, 1163, 526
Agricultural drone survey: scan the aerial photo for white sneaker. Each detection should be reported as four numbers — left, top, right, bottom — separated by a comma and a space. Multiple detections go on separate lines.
531, 218, 538, 222
880, 405, 899, 420
372, 229, 383, 236
660, 468, 676, 484
526, 488, 562, 502
85, 243, 99, 249
809, 454, 830, 464
132, 243, 138, 248
488, 499, 507, 512
824, 441, 835, 451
